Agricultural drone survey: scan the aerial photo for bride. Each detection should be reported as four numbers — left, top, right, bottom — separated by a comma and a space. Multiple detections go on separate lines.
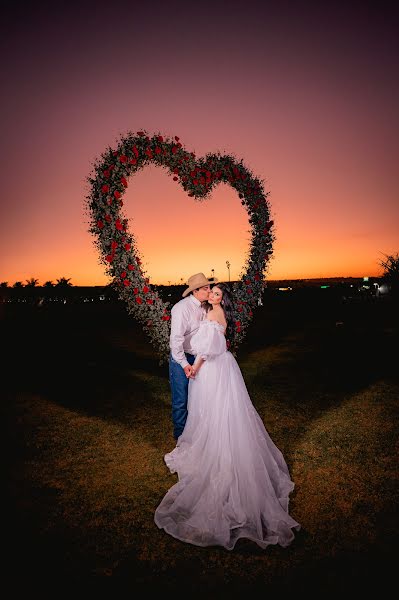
154, 282, 300, 550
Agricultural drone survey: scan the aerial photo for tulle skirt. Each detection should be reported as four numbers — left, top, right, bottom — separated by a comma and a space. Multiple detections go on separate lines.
154, 351, 300, 550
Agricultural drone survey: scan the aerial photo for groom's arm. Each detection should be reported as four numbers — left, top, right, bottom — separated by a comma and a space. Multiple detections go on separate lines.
170, 303, 189, 369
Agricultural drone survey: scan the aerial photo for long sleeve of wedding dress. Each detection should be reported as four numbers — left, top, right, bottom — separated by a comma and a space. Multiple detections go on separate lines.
154, 319, 300, 550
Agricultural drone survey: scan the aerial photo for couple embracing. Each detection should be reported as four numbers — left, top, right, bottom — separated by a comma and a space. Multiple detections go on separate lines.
154, 272, 300, 551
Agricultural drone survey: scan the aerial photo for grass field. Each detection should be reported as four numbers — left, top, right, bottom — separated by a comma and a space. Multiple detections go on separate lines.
3, 290, 398, 591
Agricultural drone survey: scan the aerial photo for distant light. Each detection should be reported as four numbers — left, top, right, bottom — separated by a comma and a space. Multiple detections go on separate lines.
363, 276, 369, 281
278, 287, 292, 291
320, 285, 329, 289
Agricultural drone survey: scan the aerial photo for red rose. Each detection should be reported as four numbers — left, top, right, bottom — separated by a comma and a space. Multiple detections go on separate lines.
123, 279, 130, 287
146, 298, 154, 304
120, 177, 128, 187
111, 241, 118, 249
133, 287, 139, 295
97, 220, 104, 229
115, 218, 123, 230
124, 243, 131, 250
114, 190, 121, 199
136, 296, 143, 304
155, 147, 162, 154
173, 176, 178, 181
133, 146, 139, 157
128, 264, 135, 271
129, 158, 137, 165
143, 286, 149, 294
105, 214, 111, 223
157, 135, 163, 142
172, 145, 178, 154
106, 254, 114, 262
162, 315, 170, 321
137, 131, 144, 136
145, 148, 153, 158
119, 155, 128, 163
120, 271, 127, 278
174, 136, 180, 141
101, 184, 110, 193
103, 169, 111, 178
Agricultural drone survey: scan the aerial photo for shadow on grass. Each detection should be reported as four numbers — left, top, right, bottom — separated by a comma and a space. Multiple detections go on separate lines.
3, 294, 398, 430
3, 295, 398, 589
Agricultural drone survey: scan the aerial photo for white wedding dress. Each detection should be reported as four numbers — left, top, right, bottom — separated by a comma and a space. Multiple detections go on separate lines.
154, 319, 300, 550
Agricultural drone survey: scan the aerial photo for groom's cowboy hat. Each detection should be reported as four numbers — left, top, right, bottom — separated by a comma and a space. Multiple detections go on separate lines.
182, 272, 218, 298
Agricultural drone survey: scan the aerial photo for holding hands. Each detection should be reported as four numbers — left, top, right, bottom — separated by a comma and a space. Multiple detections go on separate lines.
183, 365, 194, 378
183, 364, 199, 379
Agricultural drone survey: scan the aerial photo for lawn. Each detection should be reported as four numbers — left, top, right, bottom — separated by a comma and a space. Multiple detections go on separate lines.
3, 289, 398, 591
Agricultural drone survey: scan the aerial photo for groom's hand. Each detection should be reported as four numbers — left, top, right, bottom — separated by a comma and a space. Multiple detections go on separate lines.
184, 365, 193, 378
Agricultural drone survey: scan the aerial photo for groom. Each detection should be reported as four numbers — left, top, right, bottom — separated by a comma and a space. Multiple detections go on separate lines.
169, 272, 218, 440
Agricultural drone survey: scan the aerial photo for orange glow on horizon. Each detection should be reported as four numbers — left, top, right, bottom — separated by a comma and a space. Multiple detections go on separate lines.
1, 163, 392, 287
1, 4, 398, 290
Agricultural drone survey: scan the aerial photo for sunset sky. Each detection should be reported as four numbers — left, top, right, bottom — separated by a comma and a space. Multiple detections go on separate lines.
1, 0, 398, 286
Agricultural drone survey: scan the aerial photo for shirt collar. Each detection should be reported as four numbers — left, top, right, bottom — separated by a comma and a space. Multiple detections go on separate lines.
189, 295, 201, 307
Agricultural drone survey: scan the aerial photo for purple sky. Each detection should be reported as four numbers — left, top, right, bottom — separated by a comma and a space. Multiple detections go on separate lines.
1, 0, 398, 285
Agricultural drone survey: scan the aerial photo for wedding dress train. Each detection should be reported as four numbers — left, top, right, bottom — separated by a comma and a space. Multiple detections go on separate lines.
154, 319, 300, 550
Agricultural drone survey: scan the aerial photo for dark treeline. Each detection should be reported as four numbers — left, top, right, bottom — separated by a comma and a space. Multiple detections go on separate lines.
0, 276, 391, 308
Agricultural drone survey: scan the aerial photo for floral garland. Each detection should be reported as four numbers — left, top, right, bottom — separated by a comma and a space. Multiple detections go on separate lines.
86, 130, 275, 363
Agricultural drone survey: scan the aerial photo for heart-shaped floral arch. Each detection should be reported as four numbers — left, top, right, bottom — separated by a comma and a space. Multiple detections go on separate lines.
85, 130, 274, 364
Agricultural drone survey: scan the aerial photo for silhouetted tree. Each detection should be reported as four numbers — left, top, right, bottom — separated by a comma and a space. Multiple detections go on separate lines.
25, 277, 39, 287
0, 282, 8, 288
55, 277, 73, 302
379, 252, 399, 297
56, 277, 73, 287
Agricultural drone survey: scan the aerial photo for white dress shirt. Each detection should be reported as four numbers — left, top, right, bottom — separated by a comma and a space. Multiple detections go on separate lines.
170, 295, 205, 368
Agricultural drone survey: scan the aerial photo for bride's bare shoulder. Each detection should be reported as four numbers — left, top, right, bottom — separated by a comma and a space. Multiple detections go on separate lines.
206, 311, 227, 330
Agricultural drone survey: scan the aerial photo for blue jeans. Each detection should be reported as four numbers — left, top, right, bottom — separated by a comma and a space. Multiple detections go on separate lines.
169, 353, 195, 440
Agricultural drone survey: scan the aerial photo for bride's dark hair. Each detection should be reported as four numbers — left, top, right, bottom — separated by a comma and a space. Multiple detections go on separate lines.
203, 282, 236, 345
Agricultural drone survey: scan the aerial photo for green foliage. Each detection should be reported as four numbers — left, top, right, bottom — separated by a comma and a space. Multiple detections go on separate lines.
86, 130, 275, 363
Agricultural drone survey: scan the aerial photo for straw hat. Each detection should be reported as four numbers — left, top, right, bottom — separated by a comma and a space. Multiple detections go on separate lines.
182, 272, 218, 297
